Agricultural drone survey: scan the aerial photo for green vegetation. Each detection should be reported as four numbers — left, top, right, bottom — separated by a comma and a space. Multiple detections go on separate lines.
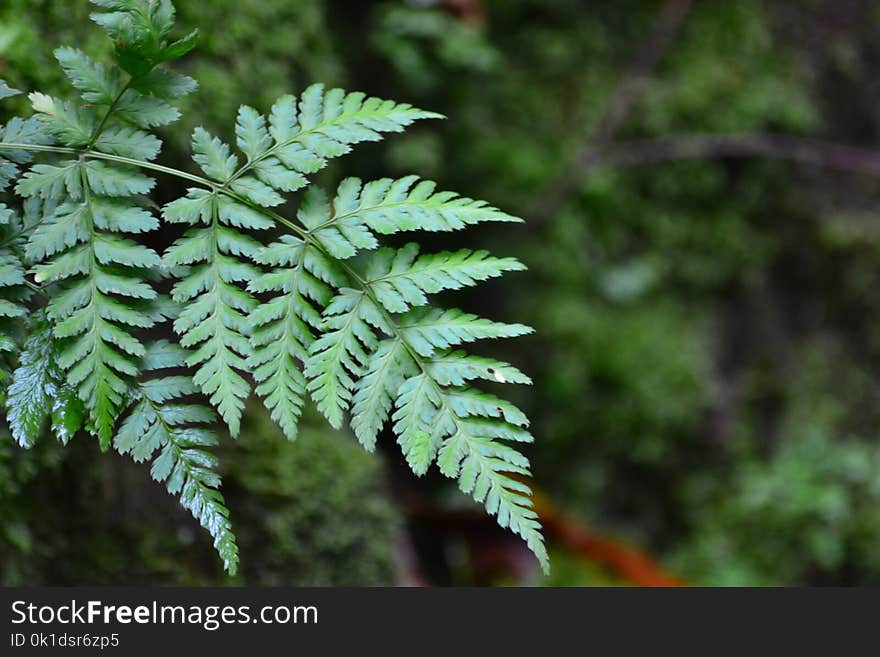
2, 0, 879, 585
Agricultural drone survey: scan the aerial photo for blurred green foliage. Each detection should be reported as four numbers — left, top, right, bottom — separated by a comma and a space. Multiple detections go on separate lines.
225, 408, 401, 586
4, 0, 880, 585
0, 407, 400, 585
671, 345, 880, 585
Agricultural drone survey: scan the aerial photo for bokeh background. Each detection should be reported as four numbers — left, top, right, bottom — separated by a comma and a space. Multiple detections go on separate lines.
4, 0, 880, 586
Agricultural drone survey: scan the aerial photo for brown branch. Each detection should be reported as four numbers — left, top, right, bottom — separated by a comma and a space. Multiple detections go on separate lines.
581, 132, 880, 177
438, 0, 485, 23
529, 487, 686, 587
586, 0, 693, 151
401, 485, 685, 586
535, 0, 693, 217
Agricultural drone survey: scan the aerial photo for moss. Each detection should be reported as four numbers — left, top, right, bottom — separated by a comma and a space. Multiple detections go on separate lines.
223, 407, 401, 586
0, 406, 400, 585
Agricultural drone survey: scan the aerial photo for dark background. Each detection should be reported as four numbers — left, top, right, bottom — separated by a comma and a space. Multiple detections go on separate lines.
5, 0, 880, 586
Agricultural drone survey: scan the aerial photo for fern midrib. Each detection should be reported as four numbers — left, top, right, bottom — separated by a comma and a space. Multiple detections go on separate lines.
76, 157, 100, 322
311, 199, 421, 234
276, 245, 310, 352
1, 143, 216, 187
85, 75, 134, 150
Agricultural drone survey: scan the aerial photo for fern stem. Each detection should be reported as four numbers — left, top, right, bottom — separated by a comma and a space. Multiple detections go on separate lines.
85, 77, 134, 149
23, 279, 44, 295
0, 143, 219, 188
1, 142, 312, 239
222, 124, 340, 190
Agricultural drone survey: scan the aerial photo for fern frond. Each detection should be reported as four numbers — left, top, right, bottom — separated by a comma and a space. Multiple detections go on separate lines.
350, 338, 417, 451
260, 84, 442, 181
305, 288, 390, 429
327, 175, 523, 235
389, 363, 545, 569
436, 416, 546, 569
365, 243, 525, 313
161, 194, 261, 437
161, 130, 274, 436
297, 236, 545, 569
342, 301, 546, 571
246, 236, 344, 441
6, 314, 84, 448
168, 85, 438, 438
20, 159, 160, 448
115, 340, 239, 575
398, 307, 533, 357
13, 0, 197, 448
388, 332, 545, 570
0, 0, 548, 574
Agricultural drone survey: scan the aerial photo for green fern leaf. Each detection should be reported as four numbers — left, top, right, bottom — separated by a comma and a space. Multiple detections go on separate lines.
192, 127, 238, 182
0, 0, 548, 573
365, 243, 525, 313
247, 237, 343, 441
29, 93, 96, 146
15, 161, 83, 200
268, 84, 441, 167
82, 160, 155, 196
19, 156, 160, 448
94, 125, 162, 160
305, 288, 391, 428
391, 371, 546, 571
54, 47, 122, 105
439, 423, 547, 569
426, 350, 532, 386
391, 372, 451, 474
235, 105, 272, 162
299, 185, 378, 259
327, 176, 523, 235
207, 87, 442, 206
115, 340, 239, 575
131, 68, 197, 100
115, 89, 182, 128
399, 307, 533, 357
162, 191, 264, 436
351, 337, 417, 451
6, 315, 84, 448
